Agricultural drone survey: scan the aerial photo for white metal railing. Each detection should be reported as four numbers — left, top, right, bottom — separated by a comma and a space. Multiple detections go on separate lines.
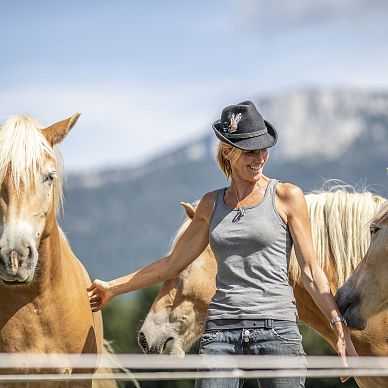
0, 354, 387, 381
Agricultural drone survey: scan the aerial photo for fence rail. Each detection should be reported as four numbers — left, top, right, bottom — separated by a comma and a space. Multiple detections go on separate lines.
0, 354, 387, 381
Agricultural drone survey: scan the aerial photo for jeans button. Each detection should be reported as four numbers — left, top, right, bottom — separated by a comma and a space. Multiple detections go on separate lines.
243, 329, 250, 342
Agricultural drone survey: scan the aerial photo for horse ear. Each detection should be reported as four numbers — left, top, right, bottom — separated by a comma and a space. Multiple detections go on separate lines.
42, 113, 81, 145
180, 202, 196, 219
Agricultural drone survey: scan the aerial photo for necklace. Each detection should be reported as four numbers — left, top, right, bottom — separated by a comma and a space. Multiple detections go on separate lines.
232, 183, 245, 219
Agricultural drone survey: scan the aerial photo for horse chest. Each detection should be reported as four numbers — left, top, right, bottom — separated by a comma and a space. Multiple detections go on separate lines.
0, 294, 95, 353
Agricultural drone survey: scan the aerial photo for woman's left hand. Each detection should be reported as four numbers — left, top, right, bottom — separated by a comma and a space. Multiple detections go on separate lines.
334, 324, 358, 383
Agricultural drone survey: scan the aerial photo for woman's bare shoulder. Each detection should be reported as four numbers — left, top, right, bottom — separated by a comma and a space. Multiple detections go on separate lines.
275, 182, 305, 204
201, 189, 219, 203
196, 190, 219, 223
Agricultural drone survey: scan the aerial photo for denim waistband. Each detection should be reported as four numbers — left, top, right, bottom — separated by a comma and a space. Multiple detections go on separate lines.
206, 318, 297, 331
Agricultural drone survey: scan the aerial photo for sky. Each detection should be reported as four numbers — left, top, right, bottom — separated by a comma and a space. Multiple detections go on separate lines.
1, 0, 388, 171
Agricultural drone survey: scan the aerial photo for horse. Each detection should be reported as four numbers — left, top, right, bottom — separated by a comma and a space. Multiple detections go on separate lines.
336, 201, 388, 330
0, 114, 104, 387
138, 189, 388, 388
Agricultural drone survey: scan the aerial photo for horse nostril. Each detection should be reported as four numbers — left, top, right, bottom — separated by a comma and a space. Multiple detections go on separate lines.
339, 301, 352, 316
162, 337, 175, 354
138, 332, 149, 353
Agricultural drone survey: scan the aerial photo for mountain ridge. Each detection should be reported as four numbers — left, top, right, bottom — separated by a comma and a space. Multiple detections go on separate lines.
60, 88, 388, 280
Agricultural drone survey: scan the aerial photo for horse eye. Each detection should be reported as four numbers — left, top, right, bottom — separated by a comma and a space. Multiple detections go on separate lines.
370, 224, 379, 235
43, 171, 56, 183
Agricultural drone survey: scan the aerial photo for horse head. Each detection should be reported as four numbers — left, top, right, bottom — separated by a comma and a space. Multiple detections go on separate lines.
138, 202, 216, 356
336, 201, 388, 329
0, 114, 80, 285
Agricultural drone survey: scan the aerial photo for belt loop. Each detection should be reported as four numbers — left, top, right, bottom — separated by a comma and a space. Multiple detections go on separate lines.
265, 319, 273, 329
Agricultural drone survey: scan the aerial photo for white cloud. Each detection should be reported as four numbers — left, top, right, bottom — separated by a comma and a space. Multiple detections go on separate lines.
235, 0, 388, 34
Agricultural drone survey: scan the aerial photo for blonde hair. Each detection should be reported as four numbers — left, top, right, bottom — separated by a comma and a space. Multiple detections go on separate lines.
216, 142, 243, 178
0, 115, 64, 212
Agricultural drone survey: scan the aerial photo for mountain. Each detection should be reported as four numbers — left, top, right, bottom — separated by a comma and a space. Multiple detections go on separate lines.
59, 88, 388, 280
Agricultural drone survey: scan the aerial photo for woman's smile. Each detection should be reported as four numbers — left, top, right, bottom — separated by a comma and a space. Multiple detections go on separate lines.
248, 165, 263, 172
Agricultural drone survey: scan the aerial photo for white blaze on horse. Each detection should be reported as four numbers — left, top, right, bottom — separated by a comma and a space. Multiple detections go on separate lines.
138, 190, 387, 388
0, 115, 103, 386
336, 201, 388, 330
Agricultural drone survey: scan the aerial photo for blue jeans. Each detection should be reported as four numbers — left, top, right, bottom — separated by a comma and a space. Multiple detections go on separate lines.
194, 322, 306, 388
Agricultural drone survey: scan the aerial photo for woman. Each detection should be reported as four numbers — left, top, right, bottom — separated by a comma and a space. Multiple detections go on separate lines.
88, 101, 357, 387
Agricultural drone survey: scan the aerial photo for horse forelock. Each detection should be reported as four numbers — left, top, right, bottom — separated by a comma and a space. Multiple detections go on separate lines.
289, 189, 387, 288
0, 115, 64, 212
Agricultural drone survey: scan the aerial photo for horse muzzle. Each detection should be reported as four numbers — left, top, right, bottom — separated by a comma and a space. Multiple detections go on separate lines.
138, 330, 185, 356
0, 247, 37, 284
335, 287, 366, 330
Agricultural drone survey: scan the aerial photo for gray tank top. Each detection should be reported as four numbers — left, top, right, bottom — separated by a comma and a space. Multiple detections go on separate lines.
207, 179, 298, 322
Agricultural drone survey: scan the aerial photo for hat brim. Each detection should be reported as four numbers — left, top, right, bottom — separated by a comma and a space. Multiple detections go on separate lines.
212, 120, 278, 150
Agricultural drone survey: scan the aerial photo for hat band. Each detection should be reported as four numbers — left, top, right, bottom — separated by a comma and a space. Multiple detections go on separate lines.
223, 127, 268, 139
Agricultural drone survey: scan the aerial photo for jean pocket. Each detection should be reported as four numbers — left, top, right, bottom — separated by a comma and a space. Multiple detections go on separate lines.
270, 325, 302, 343
200, 330, 222, 346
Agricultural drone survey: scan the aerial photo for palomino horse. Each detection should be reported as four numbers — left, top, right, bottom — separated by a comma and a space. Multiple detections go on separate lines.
138, 190, 388, 388
336, 201, 388, 330
0, 115, 103, 387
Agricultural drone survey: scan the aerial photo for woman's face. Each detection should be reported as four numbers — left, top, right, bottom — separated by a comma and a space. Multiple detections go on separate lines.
225, 148, 269, 182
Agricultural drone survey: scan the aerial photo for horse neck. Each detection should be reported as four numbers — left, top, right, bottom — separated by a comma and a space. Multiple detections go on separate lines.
33, 222, 68, 291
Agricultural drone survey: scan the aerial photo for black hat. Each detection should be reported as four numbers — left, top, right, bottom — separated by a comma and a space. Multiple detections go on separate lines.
212, 101, 277, 150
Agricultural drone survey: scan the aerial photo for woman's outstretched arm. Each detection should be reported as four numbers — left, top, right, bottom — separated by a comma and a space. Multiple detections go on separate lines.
88, 192, 216, 311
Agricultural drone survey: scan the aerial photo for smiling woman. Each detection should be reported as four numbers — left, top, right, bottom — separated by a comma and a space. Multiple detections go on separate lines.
89, 100, 358, 388
0, 114, 104, 386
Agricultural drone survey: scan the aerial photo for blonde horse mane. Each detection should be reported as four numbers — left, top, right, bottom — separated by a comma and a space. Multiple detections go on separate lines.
170, 188, 386, 288
372, 200, 388, 225
289, 188, 386, 286
0, 115, 64, 211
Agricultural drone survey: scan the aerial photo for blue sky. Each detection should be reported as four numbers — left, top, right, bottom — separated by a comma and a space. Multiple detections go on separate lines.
1, 0, 388, 171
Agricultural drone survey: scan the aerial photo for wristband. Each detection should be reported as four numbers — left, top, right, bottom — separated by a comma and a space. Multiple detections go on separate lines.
330, 316, 347, 330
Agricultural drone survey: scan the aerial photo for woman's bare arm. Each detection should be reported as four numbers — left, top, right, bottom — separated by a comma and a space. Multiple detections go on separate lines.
276, 183, 357, 361
88, 191, 216, 310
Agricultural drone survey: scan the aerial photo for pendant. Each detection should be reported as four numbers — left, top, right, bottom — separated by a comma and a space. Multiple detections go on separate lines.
238, 207, 245, 218
232, 207, 245, 222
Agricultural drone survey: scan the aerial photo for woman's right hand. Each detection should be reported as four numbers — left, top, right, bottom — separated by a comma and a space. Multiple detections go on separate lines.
87, 279, 114, 311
